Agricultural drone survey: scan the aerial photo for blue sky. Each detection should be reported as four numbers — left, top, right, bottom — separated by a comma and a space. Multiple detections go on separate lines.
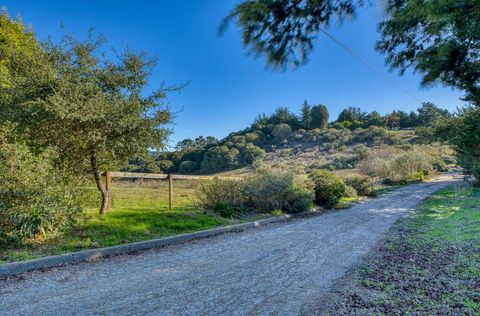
4, 1, 463, 146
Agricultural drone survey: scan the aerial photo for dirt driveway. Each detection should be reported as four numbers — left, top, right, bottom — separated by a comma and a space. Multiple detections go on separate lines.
0, 176, 458, 315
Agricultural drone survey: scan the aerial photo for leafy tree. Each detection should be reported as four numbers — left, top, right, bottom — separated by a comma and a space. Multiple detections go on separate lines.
301, 100, 312, 130
177, 160, 199, 174
220, 0, 360, 69
365, 111, 385, 127
5, 32, 173, 214
385, 111, 402, 129
240, 143, 266, 164
201, 146, 240, 173
175, 139, 195, 150
433, 108, 480, 181
397, 110, 412, 129
457, 109, 480, 180
0, 12, 52, 125
270, 106, 300, 128
377, 0, 480, 105
252, 113, 269, 129
311, 104, 329, 129
417, 102, 451, 127
337, 106, 366, 123
0, 13, 84, 242
123, 154, 161, 173
157, 159, 174, 173
0, 12, 44, 89
407, 111, 420, 128
194, 136, 218, 148
395, 111, 409, 129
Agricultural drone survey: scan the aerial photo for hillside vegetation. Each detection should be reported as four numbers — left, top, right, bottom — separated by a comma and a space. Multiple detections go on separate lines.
127, 102, 453, 175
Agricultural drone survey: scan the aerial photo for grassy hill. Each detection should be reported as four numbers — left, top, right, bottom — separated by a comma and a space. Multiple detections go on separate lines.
125, 103, 454, 177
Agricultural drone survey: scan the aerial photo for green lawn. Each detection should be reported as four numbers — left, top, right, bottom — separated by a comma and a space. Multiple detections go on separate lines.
316, 183, 480, 314
1, 180, 275, 264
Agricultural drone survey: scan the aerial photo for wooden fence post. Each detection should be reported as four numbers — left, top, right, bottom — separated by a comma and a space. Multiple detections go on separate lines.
168, 174, 173, 211
105, 171, 112, 209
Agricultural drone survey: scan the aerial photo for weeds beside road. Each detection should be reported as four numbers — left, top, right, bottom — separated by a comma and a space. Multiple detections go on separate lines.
313, 183, 480, 315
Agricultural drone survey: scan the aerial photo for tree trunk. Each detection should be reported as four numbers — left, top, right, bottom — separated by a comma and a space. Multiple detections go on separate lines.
90, 151, 110, 215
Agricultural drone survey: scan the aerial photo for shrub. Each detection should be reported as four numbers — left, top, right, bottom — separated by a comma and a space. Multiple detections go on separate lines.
272, 123, 293, 140
358, 147, 398, 178
0, 141, 82, 244
284, 186, 314, 213
352, 144, 369, 160
244, 131, 261, 144
345, 185, 358, 198
240, 143, 266, 164
197, 167, 313, 216
325, 154, 358, 170
242, 168, 313, 213
342, 173, 376, 197
358, 148, 433, 184
197, 179, 245, 216
309, 170, 347, 208
388, 150, 432, 183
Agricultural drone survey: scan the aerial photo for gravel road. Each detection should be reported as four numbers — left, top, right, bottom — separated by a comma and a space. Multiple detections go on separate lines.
0, 176, 458, 315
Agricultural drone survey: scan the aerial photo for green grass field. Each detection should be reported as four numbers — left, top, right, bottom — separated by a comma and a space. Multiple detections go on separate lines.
0, 179, 247, 264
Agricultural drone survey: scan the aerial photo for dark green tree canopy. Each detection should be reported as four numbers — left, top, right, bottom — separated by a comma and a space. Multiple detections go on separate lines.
270, 106, 300, 127
365, 110, 385, 127
377, 0, 480, 105
301, 100, 312, 130
417, 102, 451, 127
336, 106, 366, 123
311, 104, 329, 128
220, 0, 361, 70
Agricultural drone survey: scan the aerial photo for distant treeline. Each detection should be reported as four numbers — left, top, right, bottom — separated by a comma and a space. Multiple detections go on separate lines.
125, 101, 451, 174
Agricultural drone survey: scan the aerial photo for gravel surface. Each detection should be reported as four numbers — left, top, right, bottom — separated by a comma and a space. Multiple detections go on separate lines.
0, 176, 458, 316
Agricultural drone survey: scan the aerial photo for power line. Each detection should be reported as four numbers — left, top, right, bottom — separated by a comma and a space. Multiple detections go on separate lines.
319, 27, 424, 105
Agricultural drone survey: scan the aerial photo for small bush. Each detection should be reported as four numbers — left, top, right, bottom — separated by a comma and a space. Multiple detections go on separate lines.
358, 148, 433, 185
345, 185, 358, 198
272, 124, 293, 141
242, 168, 313, 213
431, 159, 448, 172
325, 154, 358, 170
352, 144, 369, 160
342, 174, 376, 197
197, 179, 245, 216
309, 170, 347, 208
0, 142, 82, 244
197, 167, 314, 216
212, 202, 238, 218
388, 151, 432, 184
283, 186, 314, 213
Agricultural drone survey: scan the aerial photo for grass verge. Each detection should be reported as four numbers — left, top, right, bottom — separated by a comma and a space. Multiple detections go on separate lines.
0, 183, 281, 264
314, 184, 480, 315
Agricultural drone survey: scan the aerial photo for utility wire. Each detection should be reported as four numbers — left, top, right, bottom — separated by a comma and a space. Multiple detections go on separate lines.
319, 27, 424, 105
